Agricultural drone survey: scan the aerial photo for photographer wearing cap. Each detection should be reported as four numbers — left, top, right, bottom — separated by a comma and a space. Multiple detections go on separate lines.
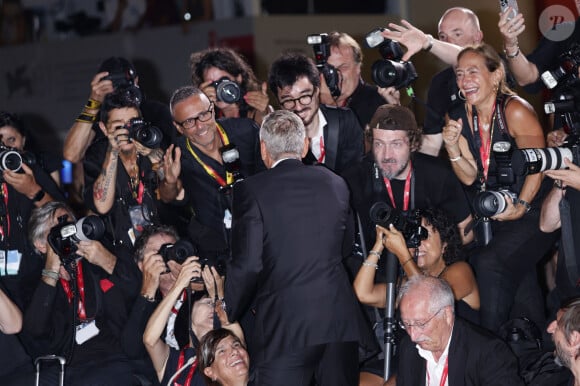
84, 86, 166, 258
20, 201, 140, 385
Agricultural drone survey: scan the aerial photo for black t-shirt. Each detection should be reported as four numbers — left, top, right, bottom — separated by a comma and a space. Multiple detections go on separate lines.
525, 17, 580, 94
347, 80, 387, 128
424, 67, 463, 135
342, 152, 471, 277
176, 117, 264, 251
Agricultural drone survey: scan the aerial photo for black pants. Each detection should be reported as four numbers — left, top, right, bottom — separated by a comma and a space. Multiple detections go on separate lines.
471, 211, 557, 332
254, 341, 359, 386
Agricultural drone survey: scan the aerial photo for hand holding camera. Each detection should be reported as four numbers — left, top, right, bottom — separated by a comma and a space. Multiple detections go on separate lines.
544, 158, 580, 191
374, 224, 409, 260
174, 256, 203, 290
243, 82, 270, 114
378, 20, 429, 62
2, 162, 40, 199
90, 71, 115, 103
141, 248, 169, 297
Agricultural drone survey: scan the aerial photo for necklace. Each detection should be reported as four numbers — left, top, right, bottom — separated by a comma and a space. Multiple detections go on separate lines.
481, 122, 490, 131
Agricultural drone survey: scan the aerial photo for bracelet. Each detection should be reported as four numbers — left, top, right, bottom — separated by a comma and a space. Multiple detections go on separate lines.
449, 155, 462, 162
368, 250, 381, 259
32, 189, 45, 202
76, 112, 96, 124
401, 258, 413, 267
505, 46, 520, 59
517, 198, 531, 212
85, 98, 102, 110
41, 269, 59, 281
362, 260, 379, 269
423, 34, 434, 52
141, 293, 156, 303
218, 298, 227, 311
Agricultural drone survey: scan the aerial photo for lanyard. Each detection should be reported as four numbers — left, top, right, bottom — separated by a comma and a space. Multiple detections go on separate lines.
317, 135, 326, 163
185, 123, 233, 187
0, 183, 9, 241
60, 262, 87, 320
129, 180, 144, 205
175, 347, 197, 386
383, 161, 413, 211
471, 103, 497, 185
426, 356, 449, 386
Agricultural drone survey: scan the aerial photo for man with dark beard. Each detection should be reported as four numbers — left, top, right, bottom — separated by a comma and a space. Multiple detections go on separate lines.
268, 52, 363, 174
547, 297, 580, 386
342, 104, 472, 276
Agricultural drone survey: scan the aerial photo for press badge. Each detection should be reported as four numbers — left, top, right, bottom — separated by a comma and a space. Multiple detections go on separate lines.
75, 320, 99, 345
223, 209, 232, 229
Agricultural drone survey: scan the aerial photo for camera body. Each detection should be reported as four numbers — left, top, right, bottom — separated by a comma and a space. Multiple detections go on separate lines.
473, 141, 518, 218
124, 117, 163, 149
541, 42, 580, 89
101, 67, 136, 89
366, 29, 418, 90
212, 77, 243, 104
369, 202, 427, 248
307, 33, 341, 98
47, 215, 106, 266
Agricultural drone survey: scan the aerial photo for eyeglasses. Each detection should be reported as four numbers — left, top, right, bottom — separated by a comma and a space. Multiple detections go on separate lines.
279, 93, 314, 109
175, 103, 214, 129
399, 307, 444, 331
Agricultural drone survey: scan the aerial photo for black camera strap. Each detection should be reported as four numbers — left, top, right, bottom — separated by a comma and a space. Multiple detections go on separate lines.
323, 110, 340, 171
559, 196, 580, 287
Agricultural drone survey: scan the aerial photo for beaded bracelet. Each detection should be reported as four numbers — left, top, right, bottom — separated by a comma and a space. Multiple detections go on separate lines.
362, 260, 379, 269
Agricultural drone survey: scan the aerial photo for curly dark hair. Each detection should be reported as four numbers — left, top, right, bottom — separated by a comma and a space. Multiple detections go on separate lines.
417, 207, 463, 265
189, 47, 260, 93
0, 111, 27, 138
99, 86, 142, 123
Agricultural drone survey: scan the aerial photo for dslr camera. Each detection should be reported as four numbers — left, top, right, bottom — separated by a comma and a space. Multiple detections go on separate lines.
212, 77, 243, 104
159, 239, 197, 265
100, 67, 136, 89
541, 42, 580, 90
123, 117, 163, 149
365, 28, 418, 90
472, 141, 518, 218
307, 33, 341, 98
47, 215, 106, 266
369, 202, 427, 248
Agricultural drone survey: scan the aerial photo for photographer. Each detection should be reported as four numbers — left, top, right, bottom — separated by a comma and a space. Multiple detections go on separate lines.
318, 31, 400, 129
442, 44, 557, 332
143, 254, 241, 385
20, 201, 140, 385
190, 47, 273, 126
84, 86, 164, 257
159, 86, 264, 256
540, 158, 580, 309
353, 208, 478, 385
267, 52, 364, 174
0, 111, 64, 307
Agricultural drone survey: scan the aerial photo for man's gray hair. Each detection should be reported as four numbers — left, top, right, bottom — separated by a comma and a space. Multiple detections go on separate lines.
560, 297, 580, 344
260, 110, 305, 161
398, 275, 455, 314
169, 85, 205, 116
28, 201, 75, 252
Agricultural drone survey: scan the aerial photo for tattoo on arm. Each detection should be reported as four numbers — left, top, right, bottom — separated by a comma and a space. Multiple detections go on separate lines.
94, 155, 118, 203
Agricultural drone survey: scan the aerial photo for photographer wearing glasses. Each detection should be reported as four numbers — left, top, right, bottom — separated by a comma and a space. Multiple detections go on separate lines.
267, 52, 364, 174
396, 275, 523, 386
160, 86, 264, 256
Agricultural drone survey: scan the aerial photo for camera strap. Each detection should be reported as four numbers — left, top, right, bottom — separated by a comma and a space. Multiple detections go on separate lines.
60, 262, 87, 320
185, 123, 233, 187
0, 183, 9, 241
382, 161, 413, 211
471, 103, 496, 184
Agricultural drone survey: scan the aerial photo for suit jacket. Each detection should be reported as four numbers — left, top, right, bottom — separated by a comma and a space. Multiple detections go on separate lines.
397, 318, 524, 386
225, 159, 364, 365
303, 104, 363, 174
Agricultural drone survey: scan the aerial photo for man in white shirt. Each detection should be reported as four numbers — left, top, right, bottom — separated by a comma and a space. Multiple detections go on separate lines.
396, 275, 523, 386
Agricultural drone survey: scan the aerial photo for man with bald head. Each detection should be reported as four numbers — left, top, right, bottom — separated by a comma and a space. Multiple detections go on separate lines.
396, 275, 523, 386
421, 7, 484, 156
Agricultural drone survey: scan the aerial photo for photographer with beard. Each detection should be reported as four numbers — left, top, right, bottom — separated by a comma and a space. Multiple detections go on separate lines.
20, 201, 140, 385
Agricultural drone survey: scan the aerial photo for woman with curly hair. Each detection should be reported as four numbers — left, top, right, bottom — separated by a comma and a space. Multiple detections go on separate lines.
190, 47, 272, 125
354, 207, 479, 320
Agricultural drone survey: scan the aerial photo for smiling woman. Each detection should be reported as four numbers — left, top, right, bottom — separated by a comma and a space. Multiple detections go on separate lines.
198, 328, 250, 386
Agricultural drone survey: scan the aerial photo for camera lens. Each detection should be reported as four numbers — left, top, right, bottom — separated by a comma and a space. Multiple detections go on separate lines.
133, 125, 162, 148
472, 191, 507, 217
75, 216, 106, 241
511, 147, 573, 175
0, 149, 23, 172
371, 60, 417, 89
214, 78, 241, 104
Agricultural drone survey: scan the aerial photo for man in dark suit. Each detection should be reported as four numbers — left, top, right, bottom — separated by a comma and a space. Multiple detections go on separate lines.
397, 275, 523, 386
225, 110, 363, 386
268, 52, 363, 174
